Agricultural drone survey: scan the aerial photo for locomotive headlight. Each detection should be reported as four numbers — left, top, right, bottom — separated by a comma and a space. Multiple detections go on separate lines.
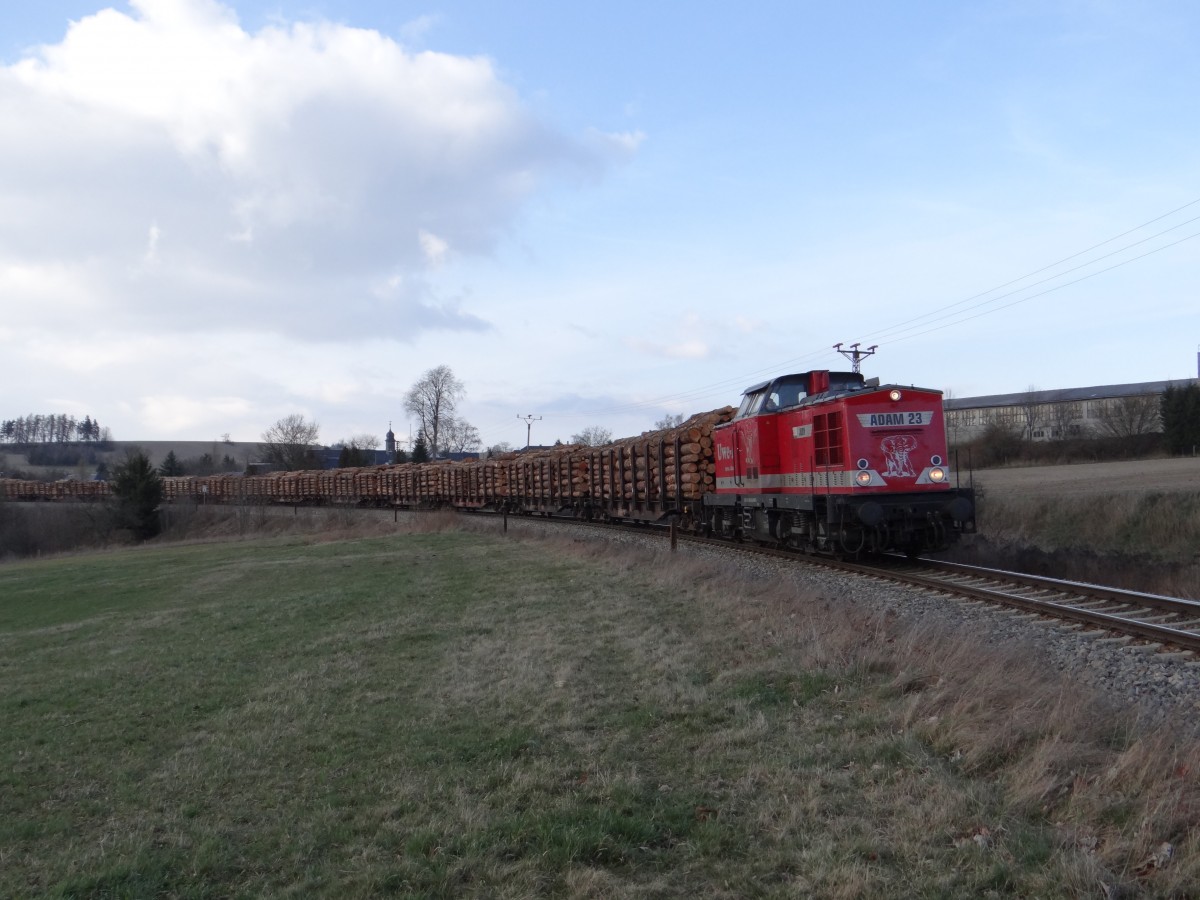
855, 470, 873, 486
928, 467, 946, 483
889, 389, 902, 401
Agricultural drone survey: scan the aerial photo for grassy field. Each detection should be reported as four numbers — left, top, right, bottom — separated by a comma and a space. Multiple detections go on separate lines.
2, 514, 1197, 897
957, 458, 1200, 596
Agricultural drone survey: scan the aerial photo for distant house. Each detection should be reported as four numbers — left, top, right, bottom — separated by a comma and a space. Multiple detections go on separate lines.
944, 378, 1199, 444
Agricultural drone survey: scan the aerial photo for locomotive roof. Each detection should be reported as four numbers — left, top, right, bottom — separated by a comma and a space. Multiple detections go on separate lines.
732, 370, 948, 420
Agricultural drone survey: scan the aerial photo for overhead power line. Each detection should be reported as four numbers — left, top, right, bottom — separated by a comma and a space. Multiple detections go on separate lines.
469, 194, 1200, 444
568, 194, 1200, 419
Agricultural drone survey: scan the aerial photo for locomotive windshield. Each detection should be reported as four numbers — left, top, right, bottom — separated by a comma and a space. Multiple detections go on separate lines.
734, 371, 866, 418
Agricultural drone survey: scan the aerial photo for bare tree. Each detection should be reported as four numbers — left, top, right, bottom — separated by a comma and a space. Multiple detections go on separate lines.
1096, 394, 1160, 439
404, 365, 464, 459
1017, 385, 1047, 441
440, 417, 481, 454
261, 413, 320, 470
1047, 401, 1081, 441
571, 426, 612, 446
654, 412, 686, 430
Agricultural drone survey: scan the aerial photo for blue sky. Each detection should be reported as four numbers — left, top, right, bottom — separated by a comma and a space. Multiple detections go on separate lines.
2, 1, 1197, 448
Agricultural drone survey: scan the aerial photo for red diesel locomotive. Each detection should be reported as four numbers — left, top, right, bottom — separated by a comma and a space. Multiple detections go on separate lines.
706, 369, 974, 555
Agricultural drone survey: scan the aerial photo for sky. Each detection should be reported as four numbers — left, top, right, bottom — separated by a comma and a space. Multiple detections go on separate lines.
2, 0, 1198, 450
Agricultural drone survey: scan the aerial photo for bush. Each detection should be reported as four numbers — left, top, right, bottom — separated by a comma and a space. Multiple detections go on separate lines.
0, 502, 115, 559
955, 429, 1165, 469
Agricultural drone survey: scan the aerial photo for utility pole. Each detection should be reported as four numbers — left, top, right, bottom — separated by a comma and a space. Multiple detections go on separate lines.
518, 414, 542, 449
833, 342, 877, 374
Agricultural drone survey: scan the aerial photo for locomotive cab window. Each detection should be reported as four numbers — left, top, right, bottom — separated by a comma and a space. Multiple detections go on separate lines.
736, 390, 764, 418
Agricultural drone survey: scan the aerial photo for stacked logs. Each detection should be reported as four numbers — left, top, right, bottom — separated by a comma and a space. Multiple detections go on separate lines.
588, 407, 734, 505
0, 405, 736, 510
354, 405, 737, 509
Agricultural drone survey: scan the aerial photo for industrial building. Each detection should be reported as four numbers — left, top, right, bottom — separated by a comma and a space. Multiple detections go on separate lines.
943, 378, 1198, 444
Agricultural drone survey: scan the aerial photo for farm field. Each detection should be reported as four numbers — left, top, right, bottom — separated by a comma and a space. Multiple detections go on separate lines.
2, 521, 1196, 897
970, 455, 1200, 498
954, 457, 1200, 592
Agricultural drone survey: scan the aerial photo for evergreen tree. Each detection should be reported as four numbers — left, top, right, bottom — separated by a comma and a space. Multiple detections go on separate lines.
337, 444, 369, 467
1161, 383, 1200, 455
110, 450, 163, 540
159, 450, 184, 476
411, 433, 430, 463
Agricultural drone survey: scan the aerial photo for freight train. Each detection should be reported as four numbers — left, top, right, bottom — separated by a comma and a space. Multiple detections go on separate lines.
0, 367, 974, 556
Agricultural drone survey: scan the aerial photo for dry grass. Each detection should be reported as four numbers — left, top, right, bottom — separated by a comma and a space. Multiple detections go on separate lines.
977, 491, 1200, 559
2, 512, 1198, 896
960, 490, 1200, 597
495, 522, 1200, 895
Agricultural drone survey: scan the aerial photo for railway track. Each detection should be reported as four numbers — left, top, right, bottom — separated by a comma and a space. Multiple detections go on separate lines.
865, 557, 1200, 654
512, 513, 1200, 656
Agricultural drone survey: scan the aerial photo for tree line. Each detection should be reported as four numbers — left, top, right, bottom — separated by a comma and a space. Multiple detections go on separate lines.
1, 414, 108, 445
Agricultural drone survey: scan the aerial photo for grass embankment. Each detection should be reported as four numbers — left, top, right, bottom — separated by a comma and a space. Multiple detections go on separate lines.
2, 514, 1197, 897
965, 491, 1200, 597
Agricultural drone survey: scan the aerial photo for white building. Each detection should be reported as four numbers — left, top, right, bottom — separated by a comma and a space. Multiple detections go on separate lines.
943, 378, 1198, 444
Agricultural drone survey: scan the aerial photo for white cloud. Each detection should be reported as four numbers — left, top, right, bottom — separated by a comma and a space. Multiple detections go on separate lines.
585, 127, 647, 159
399, 14, 442, 45
142, 223, 161, 266
418, 230, 450, 265
625, 337, 711, 360
0, 0, 610, 345
733, 315, 764, 334
136, 393, 254, 434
